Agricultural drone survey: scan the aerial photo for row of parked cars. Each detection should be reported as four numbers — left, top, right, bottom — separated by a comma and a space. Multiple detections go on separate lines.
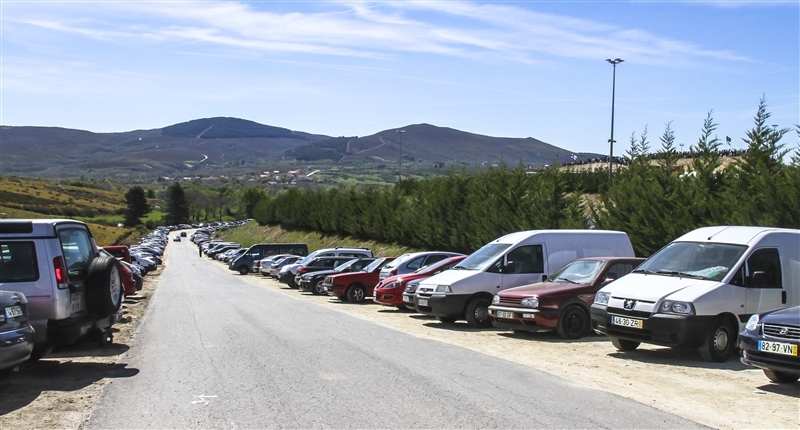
214, 226, 800, 385
0, 219, 167, 371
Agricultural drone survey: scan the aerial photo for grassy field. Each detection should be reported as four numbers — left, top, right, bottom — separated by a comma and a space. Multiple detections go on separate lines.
216, 221, 418, 257
0, 176, 140, 245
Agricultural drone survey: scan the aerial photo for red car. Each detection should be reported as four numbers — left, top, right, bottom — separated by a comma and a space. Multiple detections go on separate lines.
322, 257, 395, 303
98, 249, 136, 296
374, 255, 467, 309
488, 257, 643, 339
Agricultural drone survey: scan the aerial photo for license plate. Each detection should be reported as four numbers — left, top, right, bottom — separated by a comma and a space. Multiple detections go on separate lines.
418, 299, 428, 307
758, 340, 799, 356
496, 311, 514, 319
403, 296, 412, 303
4, 305, 22, 319
611, 315, 643, 329
71, 293, 82, 313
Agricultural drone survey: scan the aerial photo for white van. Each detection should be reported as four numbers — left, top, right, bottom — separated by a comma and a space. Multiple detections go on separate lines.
590, 226, 800, 362
414, 230, 634, 328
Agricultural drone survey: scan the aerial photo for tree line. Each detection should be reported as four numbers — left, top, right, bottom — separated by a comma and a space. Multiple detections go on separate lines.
248, 100, 799, 257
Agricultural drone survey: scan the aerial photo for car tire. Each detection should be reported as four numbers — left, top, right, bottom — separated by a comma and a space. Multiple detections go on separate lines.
238, 266, 249, 276
436, 316, 457, 324
29, 343, 52, 361
86, 256, 124, 317
313, 280, 326, 295
763, 369, 800, 383
556, 305, 589, 340
346, 284, 366, 303
698, 317, 737, 362
610, 336, 640, 351
464, 297, 492, 328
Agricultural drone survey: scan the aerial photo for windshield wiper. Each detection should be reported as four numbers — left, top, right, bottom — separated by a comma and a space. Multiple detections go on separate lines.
655, 270, 706, 279
452, 265, 468, 270
555, 277, 580, 284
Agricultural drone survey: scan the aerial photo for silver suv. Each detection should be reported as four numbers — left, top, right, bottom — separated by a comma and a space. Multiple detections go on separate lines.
0, 219, 123, 359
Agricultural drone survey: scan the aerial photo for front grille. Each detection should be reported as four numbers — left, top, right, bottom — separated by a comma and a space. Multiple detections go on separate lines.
497, 297, 522, 306
607, 307, 652, 319
763, 323, 800, 341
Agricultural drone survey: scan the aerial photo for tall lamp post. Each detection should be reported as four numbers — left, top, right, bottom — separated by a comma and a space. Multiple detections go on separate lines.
396, 129, 405, 181
606, 58, 623, 180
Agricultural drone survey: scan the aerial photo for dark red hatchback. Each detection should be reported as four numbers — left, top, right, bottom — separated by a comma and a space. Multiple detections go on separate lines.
488, 257, 644, 339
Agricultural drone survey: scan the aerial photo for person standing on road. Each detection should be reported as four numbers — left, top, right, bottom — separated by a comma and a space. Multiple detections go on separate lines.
198, 244, 202, 257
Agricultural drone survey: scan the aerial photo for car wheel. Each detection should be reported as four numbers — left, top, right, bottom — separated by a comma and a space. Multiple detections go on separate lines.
346, 284, 366, 303
556, 305, 589, 340
238, 266, 249, 275
763, 369, 800, 383
29, 343, 52, 361
313, 280, 327, 295
610, 336, 640, 351
698, 317, 736, 362
436, 316, 457, 324
464, 297, 492, 328
86, 256, 124, 317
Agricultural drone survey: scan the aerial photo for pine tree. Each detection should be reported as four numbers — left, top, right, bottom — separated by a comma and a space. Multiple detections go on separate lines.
123, 186, 150, 226
164, 182, 190, 225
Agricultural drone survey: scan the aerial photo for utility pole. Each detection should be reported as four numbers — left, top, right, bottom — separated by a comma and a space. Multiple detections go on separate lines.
606, 58, 623, 181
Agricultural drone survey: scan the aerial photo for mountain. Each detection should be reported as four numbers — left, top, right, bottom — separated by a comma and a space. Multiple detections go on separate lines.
0, 118, 600, 180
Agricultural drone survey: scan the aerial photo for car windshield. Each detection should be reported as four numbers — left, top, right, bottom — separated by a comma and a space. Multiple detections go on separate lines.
453, 244, 510, 271
364, 258, 386, 272
334, 259, 361, 272
633, 242, 747, 282
382, 253, 410, 270
415, 256, 461, 275
550, 260, 605, 284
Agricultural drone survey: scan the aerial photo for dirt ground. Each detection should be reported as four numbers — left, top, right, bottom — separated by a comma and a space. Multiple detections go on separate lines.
1, 258, 798, 430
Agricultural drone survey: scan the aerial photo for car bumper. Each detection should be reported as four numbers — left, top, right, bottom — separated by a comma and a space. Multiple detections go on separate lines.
739, 333, 800, 375
401, 293, 418, 311
374, 288, 404, 306
488, 305, 558, 332
47, 311, 121, 348
415, 294, 470, 319
590, 305, 712, 348
298, 280, 314, 292
0, 325, 35, 370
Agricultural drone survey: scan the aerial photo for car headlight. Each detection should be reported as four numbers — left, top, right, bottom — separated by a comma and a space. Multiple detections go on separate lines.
435, 285, 452, 293
745, 314, 760, 331
405, 281, 420, 293
595, 291, 610, 306
521, 296, 539, 308
658, 300, 694, 315
492, 295, 500, 304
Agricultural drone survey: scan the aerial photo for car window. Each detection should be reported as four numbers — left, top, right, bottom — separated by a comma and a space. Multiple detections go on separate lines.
423, 254, 448, 267
58, 228, 94, 281
0, 242, 40, 283
506, 245, 544, 274
382, 253, 410, 270
604, 262, 637, 281
746, 248, 782, 289
406, 256, 426, 270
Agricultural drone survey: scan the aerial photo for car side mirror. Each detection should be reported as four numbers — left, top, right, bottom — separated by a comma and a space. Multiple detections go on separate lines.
541, 274, 548, 282
751, 271, 767, 288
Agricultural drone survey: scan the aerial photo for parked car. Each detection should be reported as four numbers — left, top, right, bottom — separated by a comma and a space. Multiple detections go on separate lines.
270, 256, 302, 279
229, 243, 309, 275
591, 226, 800, 362
99, 249, 137, 296
378, 251, 465, 281
488, 257, 644, 339
290, 256, 362, 288
415, 230, 634, 328
298, 258, 376, 295
739, 305, 800, 383
0, 219, 123, 359
279, 247, 374, 288
376, 255, 467, 309
323, 257, 396, 303
0, 291, 35, 370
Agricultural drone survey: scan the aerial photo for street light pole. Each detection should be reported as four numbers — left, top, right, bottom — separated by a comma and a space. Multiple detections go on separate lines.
396, 129, 405, 182
606, 58, 623, 181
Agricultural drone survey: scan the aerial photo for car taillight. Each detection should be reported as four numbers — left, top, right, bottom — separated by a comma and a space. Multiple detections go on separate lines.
53, 256, 69, 288
298, 268, 307, 274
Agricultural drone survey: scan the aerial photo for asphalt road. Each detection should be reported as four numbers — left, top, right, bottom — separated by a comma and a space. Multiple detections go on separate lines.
84, 236, 704, 429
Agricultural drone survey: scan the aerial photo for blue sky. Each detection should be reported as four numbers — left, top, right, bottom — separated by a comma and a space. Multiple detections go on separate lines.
1, 1, 797, 157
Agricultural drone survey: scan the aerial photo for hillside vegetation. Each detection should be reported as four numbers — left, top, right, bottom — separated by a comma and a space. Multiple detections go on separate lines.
0, 176, 139, 246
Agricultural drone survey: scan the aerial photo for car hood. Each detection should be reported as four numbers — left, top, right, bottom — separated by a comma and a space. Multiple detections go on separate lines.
598, 273, 718, 302
760, 305, 800, 324
419, 269, 480, 288
499, 281, 585, 297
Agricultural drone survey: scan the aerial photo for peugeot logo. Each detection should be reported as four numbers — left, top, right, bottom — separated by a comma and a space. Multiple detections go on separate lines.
779, 327, 789, 335
624, 299, 636, 310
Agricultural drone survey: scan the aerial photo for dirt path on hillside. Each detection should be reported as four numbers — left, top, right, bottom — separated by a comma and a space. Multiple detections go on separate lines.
1, 258, 797, 430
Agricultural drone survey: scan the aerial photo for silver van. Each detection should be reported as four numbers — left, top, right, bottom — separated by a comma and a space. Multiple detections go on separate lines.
0, 219, 123, 359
